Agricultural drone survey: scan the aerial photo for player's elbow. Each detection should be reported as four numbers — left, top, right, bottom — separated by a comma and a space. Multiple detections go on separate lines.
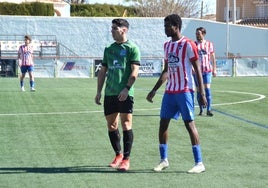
130, 75, 138, 82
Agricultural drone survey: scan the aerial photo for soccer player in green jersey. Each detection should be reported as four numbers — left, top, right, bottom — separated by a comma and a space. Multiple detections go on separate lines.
95, 18, 141, 172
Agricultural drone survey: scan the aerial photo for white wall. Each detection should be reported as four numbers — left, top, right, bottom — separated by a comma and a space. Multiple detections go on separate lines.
0, 16, 267, 58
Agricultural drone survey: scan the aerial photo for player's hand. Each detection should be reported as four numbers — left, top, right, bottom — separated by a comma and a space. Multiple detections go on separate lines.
118, 88, 128, 101
199, 94, 207, 108
146, 90, 156, 103
17, 59, 22, 67
95, 93, 102, 105
213, 71, 217, 77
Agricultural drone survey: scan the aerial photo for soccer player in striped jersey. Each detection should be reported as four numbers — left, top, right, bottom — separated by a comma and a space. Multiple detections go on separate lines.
146, 14, 207, 174
194, 27, 216, 116
18, 35, 35, 92
95, 19, 140, 172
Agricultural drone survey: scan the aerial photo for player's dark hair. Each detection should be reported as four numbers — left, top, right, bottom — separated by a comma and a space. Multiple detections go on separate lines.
24, 35, 31, 41
112, 18, 129, 29
196, 27, 206, 34
164, 14, 182, 31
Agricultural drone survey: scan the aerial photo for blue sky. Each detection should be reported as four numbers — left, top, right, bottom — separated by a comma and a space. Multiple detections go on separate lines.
87, 0, 216, 14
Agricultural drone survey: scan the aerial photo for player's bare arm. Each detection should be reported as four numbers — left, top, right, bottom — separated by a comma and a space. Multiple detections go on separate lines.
95, 66, 107, 105
146, 64, 168, 103
118, 63, 139, 101
192, 60, 207, 107
211, 52, 217, 77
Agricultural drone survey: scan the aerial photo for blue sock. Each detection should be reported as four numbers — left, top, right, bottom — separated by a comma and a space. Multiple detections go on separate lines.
205, 88, 212, 111
30, 81, 34, 88
159, 144, 168, 160
20, 81, 24, 87
192, 145, 202, 163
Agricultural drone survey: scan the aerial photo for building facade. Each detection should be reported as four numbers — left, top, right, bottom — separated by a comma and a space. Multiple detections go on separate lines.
216, 0, 268, 22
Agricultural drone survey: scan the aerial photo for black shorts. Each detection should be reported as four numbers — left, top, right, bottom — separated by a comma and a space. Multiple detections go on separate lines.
104, 96, 134, 116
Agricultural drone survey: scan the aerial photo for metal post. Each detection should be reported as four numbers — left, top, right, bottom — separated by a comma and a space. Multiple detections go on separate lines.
201, 1, 204, 19
226, 0, 230, 60
233, 0, 236, 24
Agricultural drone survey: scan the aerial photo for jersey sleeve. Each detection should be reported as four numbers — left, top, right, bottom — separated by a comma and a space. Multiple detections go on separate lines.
163, 41, 169, 64
130, 44, 141, 65
102, 47, 108, 67
187, 40, 199, 62
18, 45, 22, 56
209, 41, 214, 54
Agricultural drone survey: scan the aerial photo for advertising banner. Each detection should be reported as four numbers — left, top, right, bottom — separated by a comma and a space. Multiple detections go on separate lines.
236, 58, 268, 76
138, 59, 163, 77
94, 59, 163, 78
56, 59, 92, 78
0, 40, 40, 51
94, 59, 102, 77
34, 60, 55, 78
216, 59, 233, 77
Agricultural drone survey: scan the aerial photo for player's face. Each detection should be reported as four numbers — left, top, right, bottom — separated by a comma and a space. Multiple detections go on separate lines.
111, 24, 125, 42
164, 21, 177, 37
196, 30, 204, 41
24, 38, 31, 45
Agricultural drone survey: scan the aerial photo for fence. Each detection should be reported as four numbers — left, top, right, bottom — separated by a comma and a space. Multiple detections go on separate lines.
1, 55, 267, 78
216, 55, 268, 76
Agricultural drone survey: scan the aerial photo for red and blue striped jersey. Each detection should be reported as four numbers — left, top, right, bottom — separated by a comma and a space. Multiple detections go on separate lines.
18, 44, 34, 66
164, 36, 199, 94
195, 40, 214, 73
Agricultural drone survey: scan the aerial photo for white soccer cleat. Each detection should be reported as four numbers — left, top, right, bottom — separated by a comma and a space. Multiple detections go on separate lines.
30, 87, 36, 92
153, 159, 169, 172
187, 163, 205, 174
21, 86, 25, 92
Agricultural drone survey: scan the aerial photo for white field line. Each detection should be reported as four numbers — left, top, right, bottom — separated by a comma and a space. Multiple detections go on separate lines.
0, 91, 265, 116
212, 90, 266, 106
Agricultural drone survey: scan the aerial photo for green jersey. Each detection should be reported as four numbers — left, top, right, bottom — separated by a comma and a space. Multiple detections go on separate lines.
102, 40, 140, 97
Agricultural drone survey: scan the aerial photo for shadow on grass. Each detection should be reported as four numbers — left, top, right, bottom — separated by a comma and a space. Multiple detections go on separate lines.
0, 166, 186, 174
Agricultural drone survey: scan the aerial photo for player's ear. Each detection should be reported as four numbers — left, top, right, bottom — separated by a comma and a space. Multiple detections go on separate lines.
122, 27, 128, 33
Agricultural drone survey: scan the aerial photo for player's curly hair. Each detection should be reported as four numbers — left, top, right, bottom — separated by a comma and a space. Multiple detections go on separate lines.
164, 14, 182, 31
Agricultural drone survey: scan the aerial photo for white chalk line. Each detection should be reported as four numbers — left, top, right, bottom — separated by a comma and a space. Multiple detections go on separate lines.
0, 90, 265, 116
212, 90, 266, 106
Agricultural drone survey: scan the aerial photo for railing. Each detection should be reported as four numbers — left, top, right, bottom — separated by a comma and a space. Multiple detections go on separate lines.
0, 35, 79, 59
237, 18, 268, 27
57, 43, 79, 58
253, 0, 268, 4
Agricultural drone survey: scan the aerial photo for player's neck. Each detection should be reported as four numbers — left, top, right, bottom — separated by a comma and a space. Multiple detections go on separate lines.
171, 33, 183, 42
116, 38, 128, 44
198, 39, 205, 43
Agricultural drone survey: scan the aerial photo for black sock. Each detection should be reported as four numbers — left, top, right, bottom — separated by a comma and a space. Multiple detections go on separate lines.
123, 129, 134, 160
108, 129, 121, 155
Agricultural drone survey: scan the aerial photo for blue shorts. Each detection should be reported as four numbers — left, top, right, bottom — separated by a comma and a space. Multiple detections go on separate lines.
160, 92, 195, 121
194, 72, 212, 86
20, 66, 34, 74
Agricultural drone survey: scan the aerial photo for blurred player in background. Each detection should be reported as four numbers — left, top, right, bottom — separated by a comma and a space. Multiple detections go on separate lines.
18, 35, 35, 92
146, 14, 207, 174
194, 27, 216, 116
95, 18, 140, 172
